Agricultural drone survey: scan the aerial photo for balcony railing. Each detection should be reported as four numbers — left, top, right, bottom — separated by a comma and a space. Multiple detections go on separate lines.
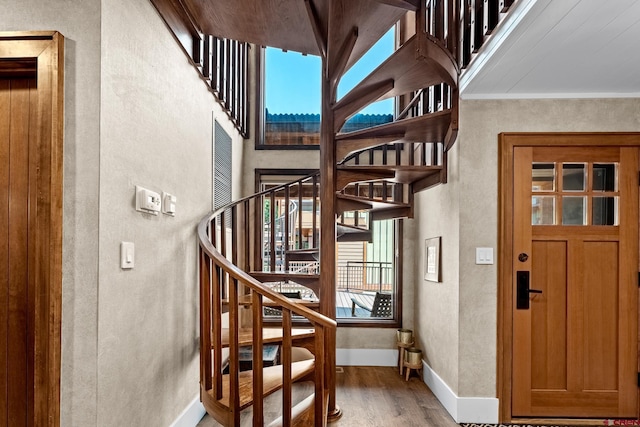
337, 261, 394, 293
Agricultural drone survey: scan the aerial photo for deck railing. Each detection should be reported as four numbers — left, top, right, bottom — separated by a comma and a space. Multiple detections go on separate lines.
337, 261, 394, 293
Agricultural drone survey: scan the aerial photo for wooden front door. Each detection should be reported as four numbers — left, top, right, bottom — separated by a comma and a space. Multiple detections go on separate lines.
511, 144, 639, 418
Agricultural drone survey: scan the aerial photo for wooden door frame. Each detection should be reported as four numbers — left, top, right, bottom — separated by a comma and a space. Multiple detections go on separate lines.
498, 132, 640, 422
0, 31, 64, 426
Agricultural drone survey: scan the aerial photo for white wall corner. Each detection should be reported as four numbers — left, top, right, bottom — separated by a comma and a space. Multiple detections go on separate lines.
169, 395, 206, 427
336, 348, 398, 366
422, 360, 499, 424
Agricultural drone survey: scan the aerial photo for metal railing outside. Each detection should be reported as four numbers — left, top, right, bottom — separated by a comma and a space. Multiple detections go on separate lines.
337, 261, 393, 292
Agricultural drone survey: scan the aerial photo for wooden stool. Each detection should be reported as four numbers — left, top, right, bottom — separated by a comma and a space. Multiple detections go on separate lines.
396, 340, 414, 376
404, 360, 423, 381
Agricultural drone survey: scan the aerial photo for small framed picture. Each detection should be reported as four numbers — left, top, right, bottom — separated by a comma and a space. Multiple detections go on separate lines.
424, 237, 441, 282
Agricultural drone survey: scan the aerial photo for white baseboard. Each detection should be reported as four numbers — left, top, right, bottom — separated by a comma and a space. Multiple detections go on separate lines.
422, 360, 499, 423
170, 395, 206, 427
336, 348, 398, 366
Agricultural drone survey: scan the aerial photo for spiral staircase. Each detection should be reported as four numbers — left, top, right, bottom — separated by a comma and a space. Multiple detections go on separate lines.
166, 0, 516, 424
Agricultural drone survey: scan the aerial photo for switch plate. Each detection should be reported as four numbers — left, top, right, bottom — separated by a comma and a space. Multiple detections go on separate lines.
162, 192, 176, 216
475, 247, 494, 265
121, 242, 135, 269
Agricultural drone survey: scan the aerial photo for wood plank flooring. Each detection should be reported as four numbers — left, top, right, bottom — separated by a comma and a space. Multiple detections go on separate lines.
197, 366, 458, 426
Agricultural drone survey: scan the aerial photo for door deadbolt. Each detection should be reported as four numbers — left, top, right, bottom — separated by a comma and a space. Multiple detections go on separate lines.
518, 253, 529, 262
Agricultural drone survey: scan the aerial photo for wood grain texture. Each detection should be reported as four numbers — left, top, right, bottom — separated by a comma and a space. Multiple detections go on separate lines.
502, 135, 640, 421
198, 367, 458, 426
0, 77, 9, 424
0, 31, 64, 427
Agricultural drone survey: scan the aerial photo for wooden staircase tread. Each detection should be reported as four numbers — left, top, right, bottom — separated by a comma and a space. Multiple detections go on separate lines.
337, 222, 372, 243
336, 110, 452, 144
337, 164, 442, 184
334, 34, 457, 126
184, 0, 407, 67
266, 392, 316, 427
285, 248, 320, 261
336, 193, 410, 211
210, 359, 315, 411
337, 222, 369, 234
219, 327, 316, 347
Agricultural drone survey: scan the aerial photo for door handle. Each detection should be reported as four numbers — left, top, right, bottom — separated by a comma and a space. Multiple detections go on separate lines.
516, 271, 543, 309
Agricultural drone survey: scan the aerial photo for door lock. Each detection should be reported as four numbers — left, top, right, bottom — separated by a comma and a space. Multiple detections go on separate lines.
516, 271, 543, 309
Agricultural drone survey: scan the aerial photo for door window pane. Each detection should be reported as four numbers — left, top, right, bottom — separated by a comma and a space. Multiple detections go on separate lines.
562, 163, 586, 191
593, 163, 617, 192
592, 197, 618, 226
562, 196, 586, 225
532, 196, 555, 225
532, 163, 555, 192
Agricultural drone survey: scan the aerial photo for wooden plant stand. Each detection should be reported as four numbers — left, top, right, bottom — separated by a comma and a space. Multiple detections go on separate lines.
396, 341, 414, 375
403, 360, 423, 381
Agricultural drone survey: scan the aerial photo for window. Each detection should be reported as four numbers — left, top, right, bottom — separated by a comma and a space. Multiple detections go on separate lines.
257, 27, 396, 148
257, 169, 402, 326
531, 162, 619, 226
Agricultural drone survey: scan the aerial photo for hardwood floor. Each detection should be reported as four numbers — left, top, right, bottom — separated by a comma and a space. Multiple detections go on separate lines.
197, 366, 458, 426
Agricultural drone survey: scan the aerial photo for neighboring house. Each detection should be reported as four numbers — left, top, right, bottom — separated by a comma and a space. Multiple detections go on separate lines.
2, 0, 640, 426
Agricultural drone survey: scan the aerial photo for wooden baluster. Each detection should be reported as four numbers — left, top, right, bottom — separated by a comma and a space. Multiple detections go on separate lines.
243, 200, 250, 272
252, 291, 264, 427
470, 0, 484, 53
228, 276, 240, 425
284, 186, 290, 271
225, 39, 232, 109
499, 0, 514, 13
219, 210, 227, 260
212, 263, 223, 399
447, 0, 459, 59
282, 309, 293, 426
315, 325, 326, 425
202, 35, 212, 82
231, 206, 238, 265
269, 192, 276, 272
395, 143, 402, 166
421, 143, 427, 167
193, 35, 203, 69
312, 174, 318, 247
368, 149, 374, 200
199, 248, 212, 391
212, 37, 219, 93
298, 181, 303, 249
483, 0, 499, 36
460, 0, 472, 68
434, 0, 445, 41
409, 142, 415, 166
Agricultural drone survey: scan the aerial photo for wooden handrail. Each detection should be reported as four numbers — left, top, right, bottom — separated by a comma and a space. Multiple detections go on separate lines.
198, 170, 335, 426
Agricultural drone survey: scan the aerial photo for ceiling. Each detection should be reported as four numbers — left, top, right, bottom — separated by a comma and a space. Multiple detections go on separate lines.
460, 0, 640, 99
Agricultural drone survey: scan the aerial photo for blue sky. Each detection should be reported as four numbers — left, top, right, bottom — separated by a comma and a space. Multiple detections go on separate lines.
265, 28, 394, 115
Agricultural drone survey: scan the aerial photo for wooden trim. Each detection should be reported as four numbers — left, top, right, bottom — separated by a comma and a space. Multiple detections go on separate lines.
0, 30, 64, 427
497, 132, 640, 423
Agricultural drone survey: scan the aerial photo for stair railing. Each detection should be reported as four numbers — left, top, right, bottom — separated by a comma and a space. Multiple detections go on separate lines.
198, 174, 334, 426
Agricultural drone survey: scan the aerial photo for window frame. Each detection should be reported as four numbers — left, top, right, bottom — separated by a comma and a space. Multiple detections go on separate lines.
255, 169, 403, 327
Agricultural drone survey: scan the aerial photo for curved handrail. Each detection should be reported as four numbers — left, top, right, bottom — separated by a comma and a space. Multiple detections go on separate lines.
197, 212, 334, 328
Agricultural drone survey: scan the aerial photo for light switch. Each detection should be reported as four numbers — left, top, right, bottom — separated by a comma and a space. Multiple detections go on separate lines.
121, 242, 135, 269
475, 247, 494, 265
162, 192, 176, 216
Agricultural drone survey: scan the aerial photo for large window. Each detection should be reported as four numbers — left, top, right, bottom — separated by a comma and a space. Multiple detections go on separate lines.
258, 28, 396, 148
256, 170, 402, 326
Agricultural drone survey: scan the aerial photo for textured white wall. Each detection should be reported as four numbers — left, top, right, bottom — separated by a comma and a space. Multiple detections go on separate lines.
97, 0, 243, 425
0, 1, 102, 425
412, 141, 461, 394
